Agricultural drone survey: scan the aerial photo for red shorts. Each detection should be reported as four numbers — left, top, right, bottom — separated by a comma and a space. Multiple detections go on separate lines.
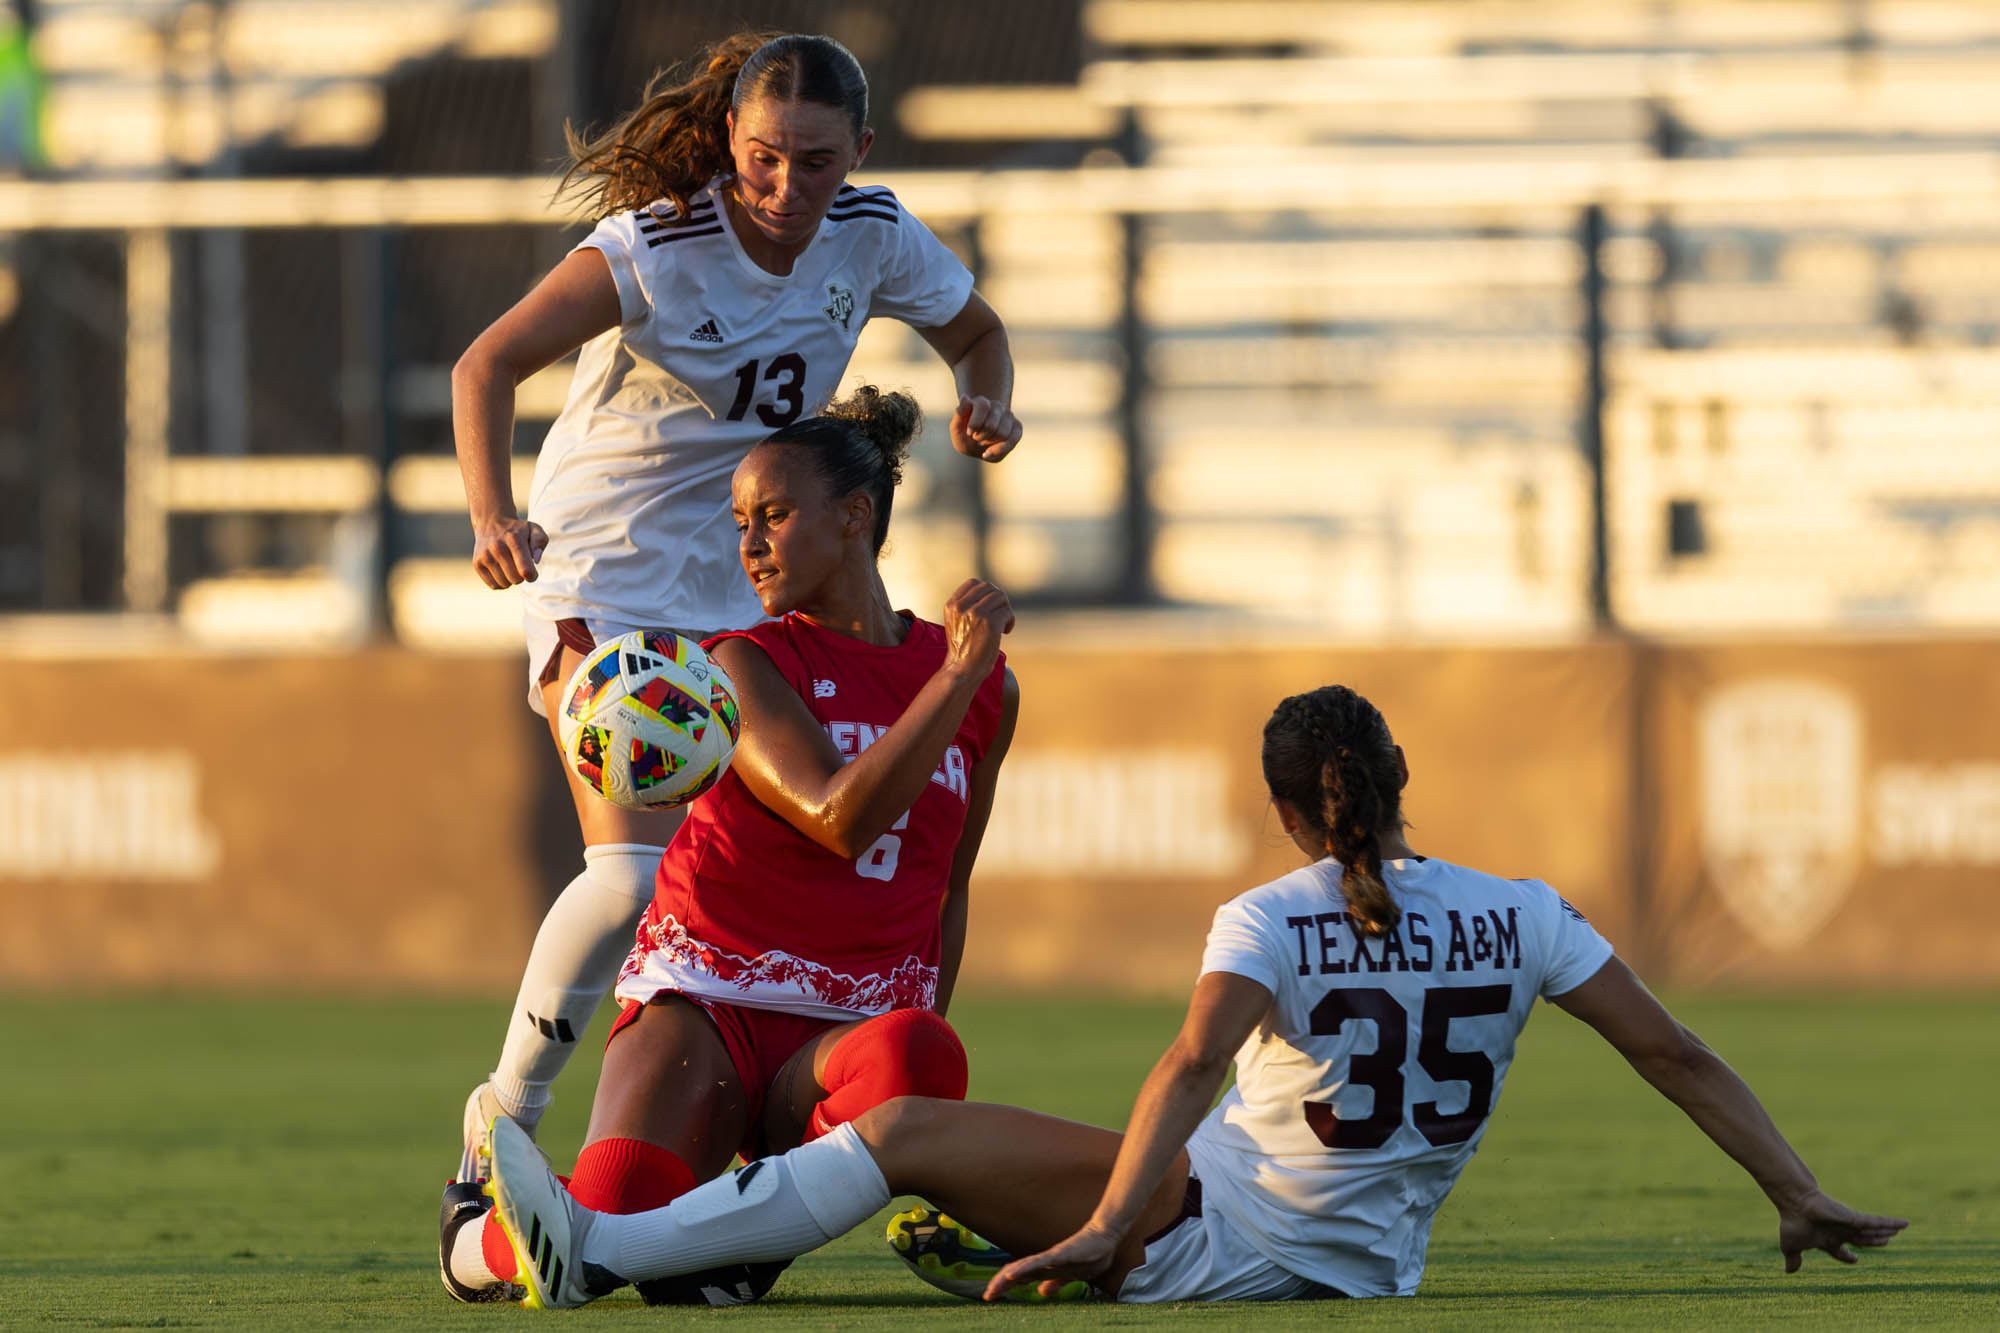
607, 994, 842, 1157
535, 617, 602, 690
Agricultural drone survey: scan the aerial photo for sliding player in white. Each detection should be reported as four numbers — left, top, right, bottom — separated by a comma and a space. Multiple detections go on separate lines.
478, 683, 1907, 1308
443, 30, 1019, 1295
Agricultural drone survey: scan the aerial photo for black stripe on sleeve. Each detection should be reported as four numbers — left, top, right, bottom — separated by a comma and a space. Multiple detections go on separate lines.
837, 183, 897, 205
646, 225, 726, 247
639, 208, 717, 235
825, 208, 900, 225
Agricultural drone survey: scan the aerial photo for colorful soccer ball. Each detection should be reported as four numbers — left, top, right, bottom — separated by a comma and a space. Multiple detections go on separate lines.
558, 630, 741, 811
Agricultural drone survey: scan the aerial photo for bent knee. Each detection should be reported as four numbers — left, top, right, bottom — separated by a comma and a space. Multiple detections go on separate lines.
825, 1008, 968, 1102
885, 1010, 967, 1100
851, 1094, 953, 1150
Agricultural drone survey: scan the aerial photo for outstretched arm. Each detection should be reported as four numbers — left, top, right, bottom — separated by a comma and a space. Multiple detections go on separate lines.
918, 291, 1021, 462
984, 970, 1273, 1300
709, 579, 1014, 860
1553, 956, 1908, 1272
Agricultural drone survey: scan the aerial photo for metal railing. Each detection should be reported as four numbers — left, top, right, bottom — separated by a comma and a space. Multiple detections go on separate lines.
9, 148, 2000, 642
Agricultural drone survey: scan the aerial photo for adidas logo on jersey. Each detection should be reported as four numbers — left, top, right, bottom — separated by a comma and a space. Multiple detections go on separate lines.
813, 679, 837, 698
689, 318, 724, 343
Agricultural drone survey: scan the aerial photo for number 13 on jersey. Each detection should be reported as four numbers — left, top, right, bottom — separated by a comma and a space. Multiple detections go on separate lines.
725, 354, 808, 427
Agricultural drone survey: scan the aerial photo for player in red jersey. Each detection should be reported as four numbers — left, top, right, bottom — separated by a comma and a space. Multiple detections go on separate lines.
442, 385, 1017, 1304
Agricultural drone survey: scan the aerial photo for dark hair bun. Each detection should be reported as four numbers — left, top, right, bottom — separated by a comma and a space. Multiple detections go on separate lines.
823, 385, 920, 484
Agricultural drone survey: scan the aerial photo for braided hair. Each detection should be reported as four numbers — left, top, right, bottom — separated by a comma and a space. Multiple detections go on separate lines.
1261, 685, 1406, 936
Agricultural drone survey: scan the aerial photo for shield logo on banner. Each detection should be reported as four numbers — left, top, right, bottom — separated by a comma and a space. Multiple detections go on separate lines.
1696, 678, 1863, 951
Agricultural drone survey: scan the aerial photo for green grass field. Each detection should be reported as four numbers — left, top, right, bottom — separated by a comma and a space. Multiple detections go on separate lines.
7, 989, 1994, 1329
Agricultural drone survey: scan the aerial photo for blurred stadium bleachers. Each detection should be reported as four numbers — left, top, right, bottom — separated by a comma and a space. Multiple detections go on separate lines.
6, 0, 2000, 644
33, 0, 554, 171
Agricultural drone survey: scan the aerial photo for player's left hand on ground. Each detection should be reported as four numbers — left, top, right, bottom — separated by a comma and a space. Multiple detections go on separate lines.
950, 395, 1021, 462
983, 1224, 1117, 1302
1777, 1189, 1908, 1272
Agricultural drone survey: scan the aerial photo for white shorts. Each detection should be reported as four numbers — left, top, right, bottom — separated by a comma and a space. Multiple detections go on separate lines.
1117, 1176, 1348, 1304
523, 611, 708, 717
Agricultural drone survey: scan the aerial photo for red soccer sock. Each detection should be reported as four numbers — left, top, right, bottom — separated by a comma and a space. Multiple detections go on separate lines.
480, 1143, 695, 1283
568, 1137, 699, 1213
807, 1007, 967, 1140
482, 1207, 521, 1283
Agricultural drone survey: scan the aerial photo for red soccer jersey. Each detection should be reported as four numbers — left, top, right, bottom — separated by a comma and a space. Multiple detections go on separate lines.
616, 612, 1006, 1020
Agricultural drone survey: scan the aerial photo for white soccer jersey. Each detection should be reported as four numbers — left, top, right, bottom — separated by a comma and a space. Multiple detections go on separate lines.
522, 178, 974, 633
1186, 855, 1613, 1298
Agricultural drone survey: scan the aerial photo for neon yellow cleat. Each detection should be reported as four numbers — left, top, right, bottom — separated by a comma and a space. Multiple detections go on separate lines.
885, 1204, 1093, 1303
484, 1116, 622, 1308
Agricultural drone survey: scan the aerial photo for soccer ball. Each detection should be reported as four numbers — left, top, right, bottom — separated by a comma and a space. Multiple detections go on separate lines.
558, 630, 741, 811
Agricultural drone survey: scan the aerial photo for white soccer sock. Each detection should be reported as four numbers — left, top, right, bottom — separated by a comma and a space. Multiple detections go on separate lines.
489, 842, 665, 1122
448, 1211, 502, 1289
586, 1123, 891, 1282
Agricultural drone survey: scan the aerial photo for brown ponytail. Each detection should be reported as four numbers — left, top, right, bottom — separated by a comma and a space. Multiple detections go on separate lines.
559, 32, 773, 221
1262, 686, 1406, 936
558, 31, 870, 222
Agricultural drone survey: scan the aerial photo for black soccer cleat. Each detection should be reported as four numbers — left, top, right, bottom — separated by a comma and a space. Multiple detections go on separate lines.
439, 1179, 519, 1303
637, 1258, 790, 1307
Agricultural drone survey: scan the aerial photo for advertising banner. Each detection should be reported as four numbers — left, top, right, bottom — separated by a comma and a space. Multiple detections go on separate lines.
3, 637, 1993, 990
958, 636, 1638, 992
1644, 641, 2000, 986
0, 652, 549, 988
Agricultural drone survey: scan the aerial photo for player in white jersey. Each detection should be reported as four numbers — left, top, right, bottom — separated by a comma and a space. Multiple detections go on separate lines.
475, 683, 1907, 1309
439, 31, 1021, 1301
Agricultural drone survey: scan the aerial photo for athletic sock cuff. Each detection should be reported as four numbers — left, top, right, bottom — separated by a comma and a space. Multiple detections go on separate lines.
583, 842, 668, 857
570, 1137, 698, 1214
788, 1123, 891, 1233
488, 1071, 552, 1121
581, 843, 668, 905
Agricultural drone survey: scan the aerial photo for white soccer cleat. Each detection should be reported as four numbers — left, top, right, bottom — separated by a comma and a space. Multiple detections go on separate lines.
457, 1080, 512, 1184
484, 1115, 619, 1309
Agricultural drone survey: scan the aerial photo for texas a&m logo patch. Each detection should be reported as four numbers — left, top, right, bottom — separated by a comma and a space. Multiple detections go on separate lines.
823, 284, 855, 331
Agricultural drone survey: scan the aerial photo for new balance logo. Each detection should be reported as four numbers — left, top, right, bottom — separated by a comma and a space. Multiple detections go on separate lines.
689, 318, 723, 343
813, 679, 837, 698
